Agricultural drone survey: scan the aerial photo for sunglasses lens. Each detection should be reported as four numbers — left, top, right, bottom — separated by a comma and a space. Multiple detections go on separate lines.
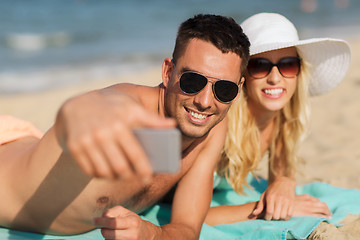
214, 80, 239, 103
278, 57, 300, 77
179, 71, 238, 103
247, 57, 300, 78
247, 58, 272, 78
179, 72, 208, 94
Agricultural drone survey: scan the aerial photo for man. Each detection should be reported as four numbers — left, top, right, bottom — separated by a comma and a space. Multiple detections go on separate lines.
0, 14, 249, 239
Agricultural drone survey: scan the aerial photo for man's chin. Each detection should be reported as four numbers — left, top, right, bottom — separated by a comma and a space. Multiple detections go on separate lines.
180, 126, 210, 139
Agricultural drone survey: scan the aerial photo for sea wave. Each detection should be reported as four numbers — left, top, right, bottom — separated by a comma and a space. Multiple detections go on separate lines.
0, 0, 359, 94
0, 59, 160, 94
4, 32, 71, 52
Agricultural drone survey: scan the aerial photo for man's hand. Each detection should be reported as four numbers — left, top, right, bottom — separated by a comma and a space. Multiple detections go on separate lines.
55, 86, 176, 180
94, 206, 161, 240
293, 194, 332, 218
252, 176, 296, 220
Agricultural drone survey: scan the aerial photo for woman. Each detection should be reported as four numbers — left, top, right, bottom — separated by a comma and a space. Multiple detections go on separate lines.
205, 13, 351, 224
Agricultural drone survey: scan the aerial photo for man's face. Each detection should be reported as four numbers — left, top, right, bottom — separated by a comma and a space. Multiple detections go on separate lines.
163, 38, 243, 139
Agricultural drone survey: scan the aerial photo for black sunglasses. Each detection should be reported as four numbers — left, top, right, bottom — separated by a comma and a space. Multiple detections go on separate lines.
172, 62, 239, 103
247, 57, 301, 79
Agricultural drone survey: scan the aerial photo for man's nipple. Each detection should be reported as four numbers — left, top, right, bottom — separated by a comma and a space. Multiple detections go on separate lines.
97, 196, 109, 205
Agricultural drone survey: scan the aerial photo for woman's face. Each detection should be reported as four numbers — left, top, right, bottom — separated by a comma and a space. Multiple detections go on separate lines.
245, 47, 299, 115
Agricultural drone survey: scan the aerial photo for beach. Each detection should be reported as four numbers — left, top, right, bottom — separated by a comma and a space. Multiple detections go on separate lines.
2, 36, 359, 189
1, 2, 360, 240
296, 36, 360, 190
1, 36, 360, 240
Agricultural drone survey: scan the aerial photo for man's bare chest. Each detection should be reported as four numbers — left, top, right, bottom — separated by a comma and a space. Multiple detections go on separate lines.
88, 173, 181, 215
124, 174, 181, 212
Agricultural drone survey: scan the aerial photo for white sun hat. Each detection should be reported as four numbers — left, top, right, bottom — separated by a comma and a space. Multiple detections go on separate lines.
241, 12, 351, 96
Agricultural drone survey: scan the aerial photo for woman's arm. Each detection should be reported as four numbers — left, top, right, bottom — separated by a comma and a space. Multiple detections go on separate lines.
205, 194, 331, 226
205, 202, 259, 225
252, 140, 297, 220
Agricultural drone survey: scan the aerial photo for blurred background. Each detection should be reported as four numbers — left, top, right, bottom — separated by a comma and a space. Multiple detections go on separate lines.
0, 0, 360, 188
0, 0, 359, 94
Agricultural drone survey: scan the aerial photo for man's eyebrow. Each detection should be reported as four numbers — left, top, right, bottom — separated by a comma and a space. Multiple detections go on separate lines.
178, 66, 196, 74
178, 65, 236, 82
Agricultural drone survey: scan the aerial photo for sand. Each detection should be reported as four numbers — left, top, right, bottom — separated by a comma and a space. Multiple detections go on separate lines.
308, 214, 360, 240
1, 37, 360, 239
297, 37, 360, 190
300, 37, 360, 238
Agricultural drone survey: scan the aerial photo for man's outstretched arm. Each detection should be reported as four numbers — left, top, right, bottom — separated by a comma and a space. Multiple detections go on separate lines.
55, 84, 176, 180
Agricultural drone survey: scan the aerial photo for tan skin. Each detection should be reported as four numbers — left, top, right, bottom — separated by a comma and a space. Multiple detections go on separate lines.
205, 47, 331, 226
0, 39, 244, 239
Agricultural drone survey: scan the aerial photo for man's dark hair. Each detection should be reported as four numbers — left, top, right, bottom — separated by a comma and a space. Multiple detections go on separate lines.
172, 14, 250, 74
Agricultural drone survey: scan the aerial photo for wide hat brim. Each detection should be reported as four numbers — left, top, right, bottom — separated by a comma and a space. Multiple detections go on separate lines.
241, 13, 351, 96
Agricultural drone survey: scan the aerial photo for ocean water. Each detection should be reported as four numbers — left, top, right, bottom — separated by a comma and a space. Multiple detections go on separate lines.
0, 0, 359, 94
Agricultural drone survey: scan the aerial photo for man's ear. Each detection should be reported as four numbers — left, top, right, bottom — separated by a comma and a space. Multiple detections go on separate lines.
232, 76, 245, 101
162, 57, 173, 88
239, 76, 245, 89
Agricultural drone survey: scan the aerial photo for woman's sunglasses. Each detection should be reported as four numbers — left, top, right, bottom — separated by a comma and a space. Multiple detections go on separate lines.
172, 62, 239, 103
247, 57, 301, 79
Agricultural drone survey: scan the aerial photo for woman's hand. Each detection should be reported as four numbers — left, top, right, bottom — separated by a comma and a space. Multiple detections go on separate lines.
252, 176, 296, 220
252, 176, 332, 220
293, 194, 332, 218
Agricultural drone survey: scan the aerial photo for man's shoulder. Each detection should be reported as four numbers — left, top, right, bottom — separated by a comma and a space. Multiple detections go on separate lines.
186, 118, 227, 158
106, 83, 160, 96
198, 118, 227, 155
105, 83, 162, 112
208, 117, 227, 141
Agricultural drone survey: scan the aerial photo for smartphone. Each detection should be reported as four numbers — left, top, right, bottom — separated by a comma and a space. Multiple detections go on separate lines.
133, 128, 181, 173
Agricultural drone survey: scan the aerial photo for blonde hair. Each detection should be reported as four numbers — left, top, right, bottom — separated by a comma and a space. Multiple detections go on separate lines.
217, 59, 311, 194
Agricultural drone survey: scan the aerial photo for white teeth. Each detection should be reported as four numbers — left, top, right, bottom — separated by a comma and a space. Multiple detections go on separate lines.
264, 88, 283, 95
189, 110, 207, 120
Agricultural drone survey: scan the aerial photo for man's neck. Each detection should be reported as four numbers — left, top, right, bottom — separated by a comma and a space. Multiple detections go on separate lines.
157, 83, 166, 118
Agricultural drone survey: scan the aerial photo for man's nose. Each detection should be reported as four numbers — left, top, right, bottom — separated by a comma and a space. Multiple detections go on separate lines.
193, 83, 214, 110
